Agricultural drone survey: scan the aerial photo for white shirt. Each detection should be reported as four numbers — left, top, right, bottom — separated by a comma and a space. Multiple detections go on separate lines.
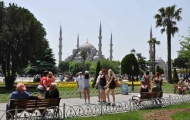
77, 75, 84, 86
96, 75, 101, 84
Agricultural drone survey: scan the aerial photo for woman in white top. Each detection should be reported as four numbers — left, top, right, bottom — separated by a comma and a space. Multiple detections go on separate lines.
83, 71, 90, 104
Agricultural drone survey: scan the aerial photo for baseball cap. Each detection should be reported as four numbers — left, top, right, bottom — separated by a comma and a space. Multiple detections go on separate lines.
85, 71, 89, 74
16, 83, 26, 91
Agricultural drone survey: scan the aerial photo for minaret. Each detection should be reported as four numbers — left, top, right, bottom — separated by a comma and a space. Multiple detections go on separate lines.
149, 26, 153, 60
110, 33, 113, 61
76, 34, 79, 49
98, 22, 102, 59
58, 25, 62, 63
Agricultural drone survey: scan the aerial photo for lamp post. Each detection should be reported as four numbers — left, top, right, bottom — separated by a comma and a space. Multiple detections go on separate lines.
130, 48, 136, 55
130, 48, 136, 92
131, 65, 134, 92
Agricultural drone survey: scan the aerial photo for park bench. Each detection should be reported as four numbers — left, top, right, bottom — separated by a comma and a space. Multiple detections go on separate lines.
132, 92, 162, 106
6, 97, 61, 119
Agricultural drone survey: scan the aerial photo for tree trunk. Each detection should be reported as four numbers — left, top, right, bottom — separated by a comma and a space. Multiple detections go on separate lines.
153, 44, 156, 75
167, 32, 172, 83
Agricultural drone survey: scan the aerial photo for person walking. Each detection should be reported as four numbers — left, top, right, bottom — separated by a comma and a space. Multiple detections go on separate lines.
105, 69, 116, 106
83, 71, 90, 104
95, 69, 108, 103
76, 72, 84, 98
95, 71, 102, 102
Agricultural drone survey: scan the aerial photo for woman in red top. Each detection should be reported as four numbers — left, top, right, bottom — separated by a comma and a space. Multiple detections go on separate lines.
47, 71, 55, 87
39, 71, 49, 98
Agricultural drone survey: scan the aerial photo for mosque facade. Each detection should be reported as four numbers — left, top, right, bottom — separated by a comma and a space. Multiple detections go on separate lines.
58, 23, 113, 63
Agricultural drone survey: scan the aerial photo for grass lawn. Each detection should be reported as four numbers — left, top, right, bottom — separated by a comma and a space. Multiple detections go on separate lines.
0, 82, 175, 94
65, 102, 190, 120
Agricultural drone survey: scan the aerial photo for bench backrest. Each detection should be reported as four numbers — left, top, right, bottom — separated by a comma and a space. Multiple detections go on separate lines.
141, 92, 161, 99
36, 98, 60, 108
10, 98, 61, 110
151, 92, 161, 99
141, 92, 152, 99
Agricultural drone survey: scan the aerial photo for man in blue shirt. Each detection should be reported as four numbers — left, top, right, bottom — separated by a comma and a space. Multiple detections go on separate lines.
6, 83, 38, 110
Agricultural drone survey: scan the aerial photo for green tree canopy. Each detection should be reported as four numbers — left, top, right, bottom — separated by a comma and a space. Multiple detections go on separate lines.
121, 54, 139, 76
154, 5, 182, 83
25, 46, 57, 75
99, 60, 120, 74
92, 61, 100, 88
80, 50, 87, 73
173, 68, 179, 83
136, 53, 147, 71
0, 2, 47, 89
58, 61, 69, 73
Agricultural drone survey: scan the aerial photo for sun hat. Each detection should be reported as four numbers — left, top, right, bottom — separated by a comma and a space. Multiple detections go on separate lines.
85, 71, 89, 74
79, 72, 82, 74
16, 83, 26, 91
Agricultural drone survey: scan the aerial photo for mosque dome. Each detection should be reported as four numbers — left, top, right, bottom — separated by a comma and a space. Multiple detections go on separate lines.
79, 42, 95, 50
93, 56, 99, 60
155, 57, 165, 64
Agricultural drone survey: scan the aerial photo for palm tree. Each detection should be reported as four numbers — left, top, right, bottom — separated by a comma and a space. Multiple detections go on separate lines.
154, 5, 182, 83
80, 50, 87, 73
147, 38, 160, 75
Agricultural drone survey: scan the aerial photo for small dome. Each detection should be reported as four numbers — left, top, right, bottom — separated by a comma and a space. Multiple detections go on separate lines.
155, 57, 165, 64
93, 56, 99, 60
79, 42, 95, 50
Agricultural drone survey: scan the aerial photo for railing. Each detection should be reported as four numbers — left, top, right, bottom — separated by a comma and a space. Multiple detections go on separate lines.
0, 87, 180, 103
1, 94, 190, 120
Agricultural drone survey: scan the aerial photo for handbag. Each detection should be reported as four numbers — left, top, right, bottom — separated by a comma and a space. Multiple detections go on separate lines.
115, 80, 120, 87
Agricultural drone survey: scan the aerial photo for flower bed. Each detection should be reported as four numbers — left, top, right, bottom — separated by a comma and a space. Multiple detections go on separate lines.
0, 81, 141, 88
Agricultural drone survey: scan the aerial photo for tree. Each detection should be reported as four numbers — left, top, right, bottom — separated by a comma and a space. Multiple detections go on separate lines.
154, 5, 182, 83
121, 54, 139, 77
136, 53, 147, 71
173, 68, 179, 83
92, 61, 100, 88
80, 50, 87, 73
147, 38, 160, 75
58, 61, 69, 73
25, 47, 57, 75
0, 3, 47, 89
173, 56, 188, 70
179, 34, 190, 69
85, 61, 91, 71
100, 59, 120, 74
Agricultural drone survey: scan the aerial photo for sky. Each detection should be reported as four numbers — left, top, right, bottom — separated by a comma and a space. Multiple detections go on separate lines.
4, 0, 190, 65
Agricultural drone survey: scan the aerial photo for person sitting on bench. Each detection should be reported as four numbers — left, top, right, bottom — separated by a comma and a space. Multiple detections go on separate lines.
6, 83, 38, 118
185, 79, 190, 93
45, 82, 59, 98
178, 77, 186, 95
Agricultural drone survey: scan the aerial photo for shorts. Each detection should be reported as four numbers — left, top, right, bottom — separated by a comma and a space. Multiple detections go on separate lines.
78, 85, 83, 92
100, 85, 105, 90
108, 85, 115, 89
83, 86, 90, 90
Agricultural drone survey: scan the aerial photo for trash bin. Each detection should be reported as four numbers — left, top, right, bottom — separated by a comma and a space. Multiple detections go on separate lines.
121, 82, 128, 95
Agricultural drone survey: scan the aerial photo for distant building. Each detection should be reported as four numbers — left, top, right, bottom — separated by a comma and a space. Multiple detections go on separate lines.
58, 23, 113, 62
